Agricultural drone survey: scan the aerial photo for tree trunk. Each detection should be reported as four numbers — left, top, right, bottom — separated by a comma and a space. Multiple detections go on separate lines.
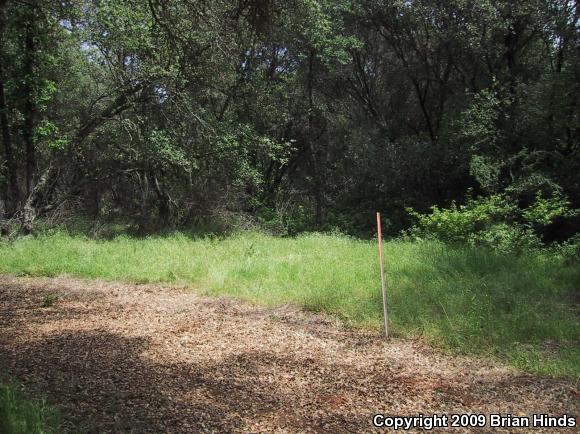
0, 3, 20, 213
21, 194, 34, 235
23, 11, 37, 197
0, 197, 8, 237
152, 173, 170, 225
19, 5, 39, 234
307, 49, 324, 227
20, 165, 52, 235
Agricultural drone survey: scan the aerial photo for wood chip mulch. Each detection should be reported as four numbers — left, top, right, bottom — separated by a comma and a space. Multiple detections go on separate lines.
0, 276, 577, 433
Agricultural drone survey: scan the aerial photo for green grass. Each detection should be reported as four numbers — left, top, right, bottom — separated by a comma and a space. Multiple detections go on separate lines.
0, 231, 578, 379
0, 380, 60, 434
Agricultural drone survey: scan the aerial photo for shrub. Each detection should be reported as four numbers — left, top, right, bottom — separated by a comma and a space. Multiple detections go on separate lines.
405, 194, 517, 243
407, 191, 577, 254
522, 191, 578, 227
550, 233, 580, 264
467, 223, 541, 254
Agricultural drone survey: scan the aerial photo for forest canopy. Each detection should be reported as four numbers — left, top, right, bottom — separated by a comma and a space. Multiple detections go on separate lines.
0, 0, 578, 245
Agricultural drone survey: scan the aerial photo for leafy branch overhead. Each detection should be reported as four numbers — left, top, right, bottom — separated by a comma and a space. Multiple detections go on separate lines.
0, 0, 577, 241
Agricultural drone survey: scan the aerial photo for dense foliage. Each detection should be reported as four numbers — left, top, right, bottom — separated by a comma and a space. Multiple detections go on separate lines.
0, 0, 578, 241
406, 191, 579, 255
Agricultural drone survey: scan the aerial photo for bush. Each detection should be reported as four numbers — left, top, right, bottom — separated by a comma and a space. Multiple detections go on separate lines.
406, 191, 577, 254
550, 233, 580, 264
406, 194, 516, 244
467, 223, 541, 254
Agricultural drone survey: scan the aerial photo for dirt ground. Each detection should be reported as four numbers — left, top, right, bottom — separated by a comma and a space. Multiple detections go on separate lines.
0, 276, 577, 433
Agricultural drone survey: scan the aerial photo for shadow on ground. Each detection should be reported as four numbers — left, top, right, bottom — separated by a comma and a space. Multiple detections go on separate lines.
1, 330, 374, 433
0, 276, 577, 433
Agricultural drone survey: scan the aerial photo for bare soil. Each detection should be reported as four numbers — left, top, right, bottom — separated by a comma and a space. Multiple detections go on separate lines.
0, 276, 577, 433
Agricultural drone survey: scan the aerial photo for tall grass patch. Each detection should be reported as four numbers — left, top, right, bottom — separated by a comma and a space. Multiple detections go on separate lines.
0, 231, 578, 378
0, 380, 60, 434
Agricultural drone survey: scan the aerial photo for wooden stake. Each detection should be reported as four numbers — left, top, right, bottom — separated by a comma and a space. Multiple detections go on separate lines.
376, 212, 389, 338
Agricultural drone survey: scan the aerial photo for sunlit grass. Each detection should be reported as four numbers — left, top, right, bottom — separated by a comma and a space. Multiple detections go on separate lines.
0, 231, 578, 379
